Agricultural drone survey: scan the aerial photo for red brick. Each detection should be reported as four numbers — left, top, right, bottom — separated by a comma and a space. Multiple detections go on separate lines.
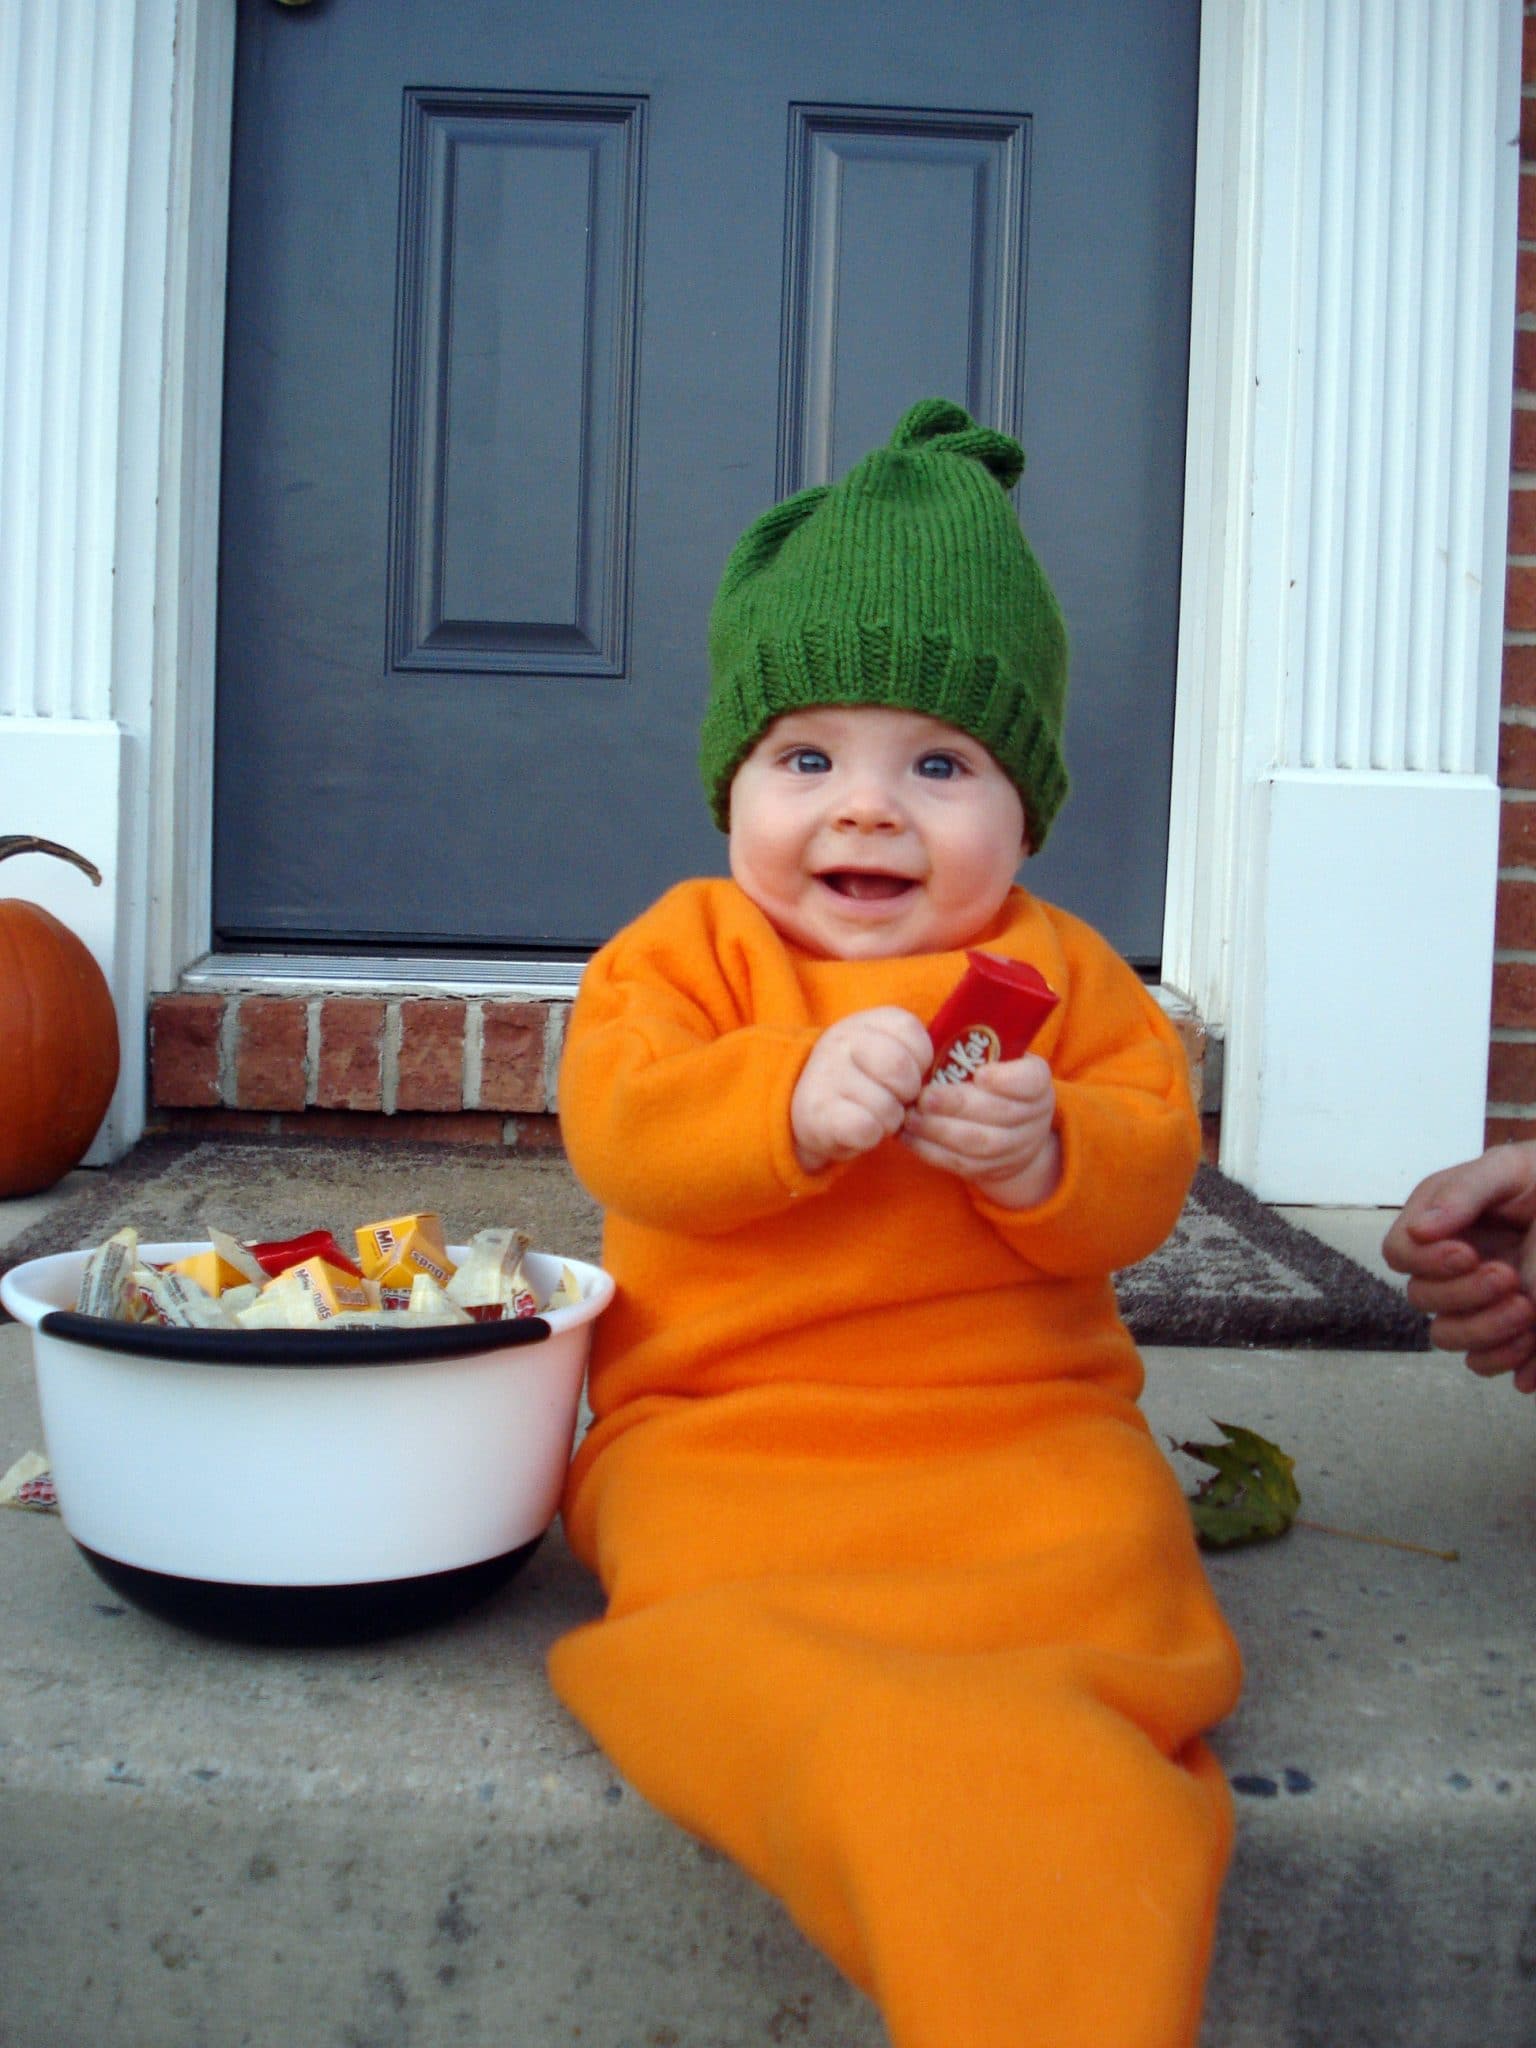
1496, 876, 1536, 949
395, 999, 466, 1112
1492, 959, 1536, 1027
1521, 168, 1536, 239
1506, 564, 1536, 630
1503, 640, 1536, 706
1511, 487, 1536, 556
502, 1113, 568, 1154
1485, 1113, 1536, 1147
1499, 795, 1536, 864
148, 1109, 282, 1138
1525, 94, 1536, 165
1526, 12, 1536, 88
149, 1108, 513, 1146
233, 997, 308, 1111
295, 1108, 506, 1145
1512, 406, 1536, 472
1521, 250, 1536, 318
478, 1001, 548, 1112
1488, 1038, 1536, 1102
1499, 718, 1536, 789
315, 997, 385, 1111
1517, 329, 1536, 398
149, 993, 225, 1108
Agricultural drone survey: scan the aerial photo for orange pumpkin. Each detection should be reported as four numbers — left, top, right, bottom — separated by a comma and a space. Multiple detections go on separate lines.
0, 835, 121, 1198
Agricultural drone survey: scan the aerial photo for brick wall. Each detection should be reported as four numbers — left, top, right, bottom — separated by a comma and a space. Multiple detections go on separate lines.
148, 987, 1211, 1154
149, 992, 567, 1149
1491, 4, 1536, 1144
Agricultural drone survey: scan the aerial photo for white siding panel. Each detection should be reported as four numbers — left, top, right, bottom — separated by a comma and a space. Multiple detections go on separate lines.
0, 2, 132, 722
1287, 0, 1506, 780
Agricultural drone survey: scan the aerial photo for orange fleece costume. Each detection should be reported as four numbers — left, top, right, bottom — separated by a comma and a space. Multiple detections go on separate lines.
550, 876, 1243, 2048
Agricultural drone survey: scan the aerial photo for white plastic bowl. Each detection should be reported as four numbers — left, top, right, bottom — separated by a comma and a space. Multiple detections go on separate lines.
0, 1241, 613, 1642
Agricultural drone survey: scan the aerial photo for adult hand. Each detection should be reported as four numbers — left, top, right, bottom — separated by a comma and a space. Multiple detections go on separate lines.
1382, 1144, 1536, 1391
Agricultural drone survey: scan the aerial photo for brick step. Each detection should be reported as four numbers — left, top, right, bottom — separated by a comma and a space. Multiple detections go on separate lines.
150, 989, 562, 1119
148, 985, 1211, 1138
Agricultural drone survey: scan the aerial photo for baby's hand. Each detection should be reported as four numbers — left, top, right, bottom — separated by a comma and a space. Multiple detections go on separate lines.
900, 1055, 1060, 1209
791, 1008, 932, 1175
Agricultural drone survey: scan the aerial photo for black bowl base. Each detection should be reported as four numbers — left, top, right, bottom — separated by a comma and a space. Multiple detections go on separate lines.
75, 1538, 544, 1646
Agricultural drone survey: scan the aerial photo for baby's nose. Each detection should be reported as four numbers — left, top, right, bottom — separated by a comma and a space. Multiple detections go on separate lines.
836, 781, 903, 830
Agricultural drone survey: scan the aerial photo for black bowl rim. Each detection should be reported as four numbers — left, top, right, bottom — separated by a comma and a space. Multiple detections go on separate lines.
38, 1308, 552, 1368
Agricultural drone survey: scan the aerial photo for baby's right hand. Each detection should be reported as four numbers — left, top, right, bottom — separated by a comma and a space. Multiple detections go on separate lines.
791, 1008, 932, 1175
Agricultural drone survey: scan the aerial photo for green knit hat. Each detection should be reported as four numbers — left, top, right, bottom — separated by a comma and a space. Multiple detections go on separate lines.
701, 397, 1070, 847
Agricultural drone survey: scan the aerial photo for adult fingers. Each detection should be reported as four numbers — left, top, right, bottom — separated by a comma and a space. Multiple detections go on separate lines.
1382, 1233, 1481, 1283
1403, 1261, 1521, 1319
1425, 1287, 1536, 1357
1463, 1327, 1536, 1379
1393, 1145, 1536, 1252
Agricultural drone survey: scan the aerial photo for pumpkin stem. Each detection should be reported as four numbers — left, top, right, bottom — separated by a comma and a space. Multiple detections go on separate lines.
0, 835, 103, 887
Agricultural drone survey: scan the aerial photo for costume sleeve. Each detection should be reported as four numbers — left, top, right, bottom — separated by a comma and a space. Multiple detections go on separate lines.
971, 921, 1200, 1278
559, 897, 838, 1235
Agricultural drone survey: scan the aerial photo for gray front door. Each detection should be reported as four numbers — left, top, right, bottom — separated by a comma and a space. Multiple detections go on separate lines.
214, 0, 1199, 966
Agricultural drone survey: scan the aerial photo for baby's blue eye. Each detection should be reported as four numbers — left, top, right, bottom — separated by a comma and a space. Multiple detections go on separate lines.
786, 747, 831, 774
915, 752, 963, 779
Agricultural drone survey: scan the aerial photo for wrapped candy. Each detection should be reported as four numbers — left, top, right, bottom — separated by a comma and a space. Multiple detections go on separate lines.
445, 1228, 540, 1321
68, 1213, 576, 1335
926, 952, 1059, 1086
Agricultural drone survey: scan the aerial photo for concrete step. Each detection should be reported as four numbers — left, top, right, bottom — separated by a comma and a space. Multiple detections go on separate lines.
2, 1294, 1532, 2044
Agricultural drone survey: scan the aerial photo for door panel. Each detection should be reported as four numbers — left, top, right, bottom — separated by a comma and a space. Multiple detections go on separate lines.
214, 0, 1199, 964
780, 107, 1030, 494
391, 93, 643, 682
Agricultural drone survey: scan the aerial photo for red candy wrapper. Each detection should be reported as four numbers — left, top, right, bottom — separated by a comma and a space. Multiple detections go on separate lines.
247, 1229, 364, 1280
926, 952, 1059, 1084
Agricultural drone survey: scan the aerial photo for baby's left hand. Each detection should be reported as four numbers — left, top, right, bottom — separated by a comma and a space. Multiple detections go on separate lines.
900, 1054, 1061, 1210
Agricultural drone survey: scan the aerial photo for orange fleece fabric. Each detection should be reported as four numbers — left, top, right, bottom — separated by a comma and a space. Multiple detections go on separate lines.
550, 878, 1243, 2048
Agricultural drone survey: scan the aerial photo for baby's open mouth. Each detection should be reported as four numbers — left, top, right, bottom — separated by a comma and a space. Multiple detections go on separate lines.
818, 871, 916, 901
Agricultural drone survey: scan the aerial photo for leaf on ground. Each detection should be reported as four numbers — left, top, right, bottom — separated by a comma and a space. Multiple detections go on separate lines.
1175, 1421, 1299, 1549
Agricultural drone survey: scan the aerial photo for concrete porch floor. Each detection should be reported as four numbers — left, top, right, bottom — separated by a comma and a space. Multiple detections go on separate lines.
1, 1170, 1531, 2047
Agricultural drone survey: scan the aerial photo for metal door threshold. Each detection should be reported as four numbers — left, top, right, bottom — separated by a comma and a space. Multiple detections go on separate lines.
179, 954, 586, 1000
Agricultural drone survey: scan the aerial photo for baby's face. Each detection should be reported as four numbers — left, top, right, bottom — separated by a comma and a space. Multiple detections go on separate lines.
727, 706, 1028, 960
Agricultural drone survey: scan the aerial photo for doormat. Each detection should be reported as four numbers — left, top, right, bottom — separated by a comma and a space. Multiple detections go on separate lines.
0, 1138, 1428, 1351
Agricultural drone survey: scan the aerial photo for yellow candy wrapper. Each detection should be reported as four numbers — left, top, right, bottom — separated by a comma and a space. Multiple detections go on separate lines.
357, 1225, 457, 1293
356, 1211, 451, 1275
165, 1246, 254, 1299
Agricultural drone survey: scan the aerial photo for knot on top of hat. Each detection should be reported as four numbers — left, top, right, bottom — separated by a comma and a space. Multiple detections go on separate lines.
888, 398, 1024, 492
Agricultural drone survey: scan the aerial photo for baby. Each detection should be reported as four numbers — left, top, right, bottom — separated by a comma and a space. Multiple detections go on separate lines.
550, 400, 1242, 2048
